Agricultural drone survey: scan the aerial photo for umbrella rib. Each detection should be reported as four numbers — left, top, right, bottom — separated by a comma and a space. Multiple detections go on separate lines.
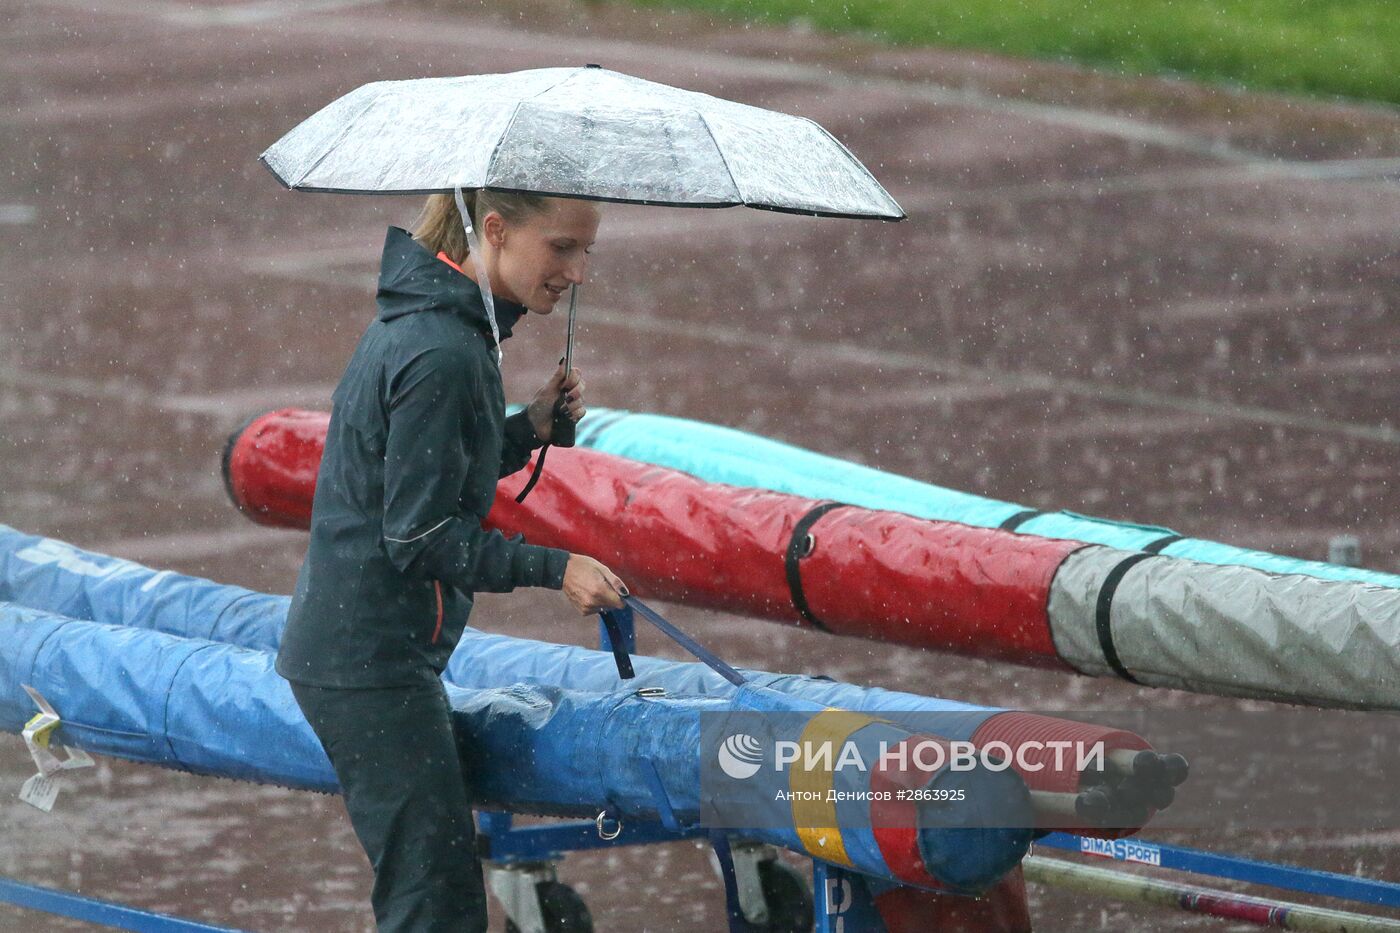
693, 110, 745, 206
480, 70, 579, 191
480, 101, 525, 190
291, 92, 382, 190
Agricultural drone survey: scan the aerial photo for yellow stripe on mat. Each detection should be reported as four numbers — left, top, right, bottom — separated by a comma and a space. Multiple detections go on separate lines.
789, 709, 882, 866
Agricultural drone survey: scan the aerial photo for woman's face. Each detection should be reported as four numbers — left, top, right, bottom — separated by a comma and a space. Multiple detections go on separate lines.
482, 198, 601, 314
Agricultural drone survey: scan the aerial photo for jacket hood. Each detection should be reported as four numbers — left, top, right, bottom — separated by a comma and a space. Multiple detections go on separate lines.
375, 226, 526, 343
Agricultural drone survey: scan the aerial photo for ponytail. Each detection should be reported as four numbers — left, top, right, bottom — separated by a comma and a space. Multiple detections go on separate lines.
411, 189, 550, 264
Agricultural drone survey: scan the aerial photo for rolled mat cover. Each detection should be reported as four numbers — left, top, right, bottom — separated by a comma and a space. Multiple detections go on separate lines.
0, 602, 1033, 892
223, 408, 1080, 668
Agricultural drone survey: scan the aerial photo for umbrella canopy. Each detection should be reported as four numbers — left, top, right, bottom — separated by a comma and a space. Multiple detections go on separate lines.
260, 65, 904, 221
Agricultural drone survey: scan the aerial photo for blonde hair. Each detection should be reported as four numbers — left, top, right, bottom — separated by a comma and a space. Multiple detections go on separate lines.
410, 190, 552, 264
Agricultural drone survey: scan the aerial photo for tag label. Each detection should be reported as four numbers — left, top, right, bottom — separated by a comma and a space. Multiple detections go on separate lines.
19, 773, 61, 813
16, 685, 93, 813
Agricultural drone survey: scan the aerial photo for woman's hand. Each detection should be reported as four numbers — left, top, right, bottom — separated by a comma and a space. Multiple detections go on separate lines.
527, 361, 585, 443
562, 554, 627, 615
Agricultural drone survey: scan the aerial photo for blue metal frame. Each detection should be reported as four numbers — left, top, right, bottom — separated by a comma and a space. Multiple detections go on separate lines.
477, 607, 1400, 926
1038, 833, 1400, 909
0, 876, 245, 932
477, 810, 704, 864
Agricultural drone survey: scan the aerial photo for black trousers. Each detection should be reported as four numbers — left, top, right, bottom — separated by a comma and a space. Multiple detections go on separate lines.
291, 679, 487, 933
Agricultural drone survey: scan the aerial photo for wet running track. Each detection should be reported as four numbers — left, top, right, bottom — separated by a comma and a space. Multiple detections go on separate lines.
2, 0, 1399, 928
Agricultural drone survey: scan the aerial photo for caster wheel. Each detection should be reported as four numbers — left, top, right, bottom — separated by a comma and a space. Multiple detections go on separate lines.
504, 880, 594, 933
757, 860, 814, 932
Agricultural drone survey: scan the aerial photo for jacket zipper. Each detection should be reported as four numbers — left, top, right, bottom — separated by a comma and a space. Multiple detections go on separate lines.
431, 580, 444, 644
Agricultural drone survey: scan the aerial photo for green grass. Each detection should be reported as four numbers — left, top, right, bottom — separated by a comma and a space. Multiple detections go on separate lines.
628, 0, 1400, 105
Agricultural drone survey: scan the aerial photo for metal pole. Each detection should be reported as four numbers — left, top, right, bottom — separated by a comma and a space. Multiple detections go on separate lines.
1036, 833, 1400, 908
1024, 856, 1400, 932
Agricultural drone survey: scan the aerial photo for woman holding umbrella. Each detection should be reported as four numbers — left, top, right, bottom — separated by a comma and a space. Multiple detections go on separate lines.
260, 65, 902, 931
275, 188, 627, 932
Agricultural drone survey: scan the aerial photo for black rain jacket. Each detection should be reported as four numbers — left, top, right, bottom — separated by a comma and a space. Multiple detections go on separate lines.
276, 226, 569, 688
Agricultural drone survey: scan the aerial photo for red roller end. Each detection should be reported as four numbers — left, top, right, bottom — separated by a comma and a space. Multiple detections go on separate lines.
222, 408, 329, 529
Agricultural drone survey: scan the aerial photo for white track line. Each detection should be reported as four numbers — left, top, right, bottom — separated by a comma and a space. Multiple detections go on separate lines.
248, 262, 1400, 447
30, 0, 387, 26
154, 383, 338, 417
4, 66, 359, 128
94, 525, 305, 564
279, 14, 1400, 179
922, 158, 1400, 208
1152, 288, 1373, 323
224, 149, 1400, 261
26, 0, 1400, 173
0, 205, 37, 224
177, 0, 389, 25
0, 365, 165, 408
270, 12, 1265, 163
576, 306, 1400, 446
0, 364, 335, 420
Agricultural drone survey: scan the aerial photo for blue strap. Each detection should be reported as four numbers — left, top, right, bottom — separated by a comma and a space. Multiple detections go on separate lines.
624, 596, 749, 687
598, 610, 636, 679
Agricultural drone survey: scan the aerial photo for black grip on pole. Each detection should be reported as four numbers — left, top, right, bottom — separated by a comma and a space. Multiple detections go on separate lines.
552, 394, 576, 448
514, 395, 576, 504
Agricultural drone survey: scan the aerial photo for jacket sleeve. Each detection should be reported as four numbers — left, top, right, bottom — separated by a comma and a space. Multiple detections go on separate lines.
499, 409, 545, 478
380, 346, 569, 593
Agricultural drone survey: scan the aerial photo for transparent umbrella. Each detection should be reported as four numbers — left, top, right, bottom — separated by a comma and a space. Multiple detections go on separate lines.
260, 65, 904, 220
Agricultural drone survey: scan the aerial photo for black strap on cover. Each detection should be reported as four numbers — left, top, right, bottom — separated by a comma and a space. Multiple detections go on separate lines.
575, 408, 629, 444
1143, 533, 1184, 554
1094, 552, 1156, 684
784, 502, 850, 631
999, 509, 1042, 532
